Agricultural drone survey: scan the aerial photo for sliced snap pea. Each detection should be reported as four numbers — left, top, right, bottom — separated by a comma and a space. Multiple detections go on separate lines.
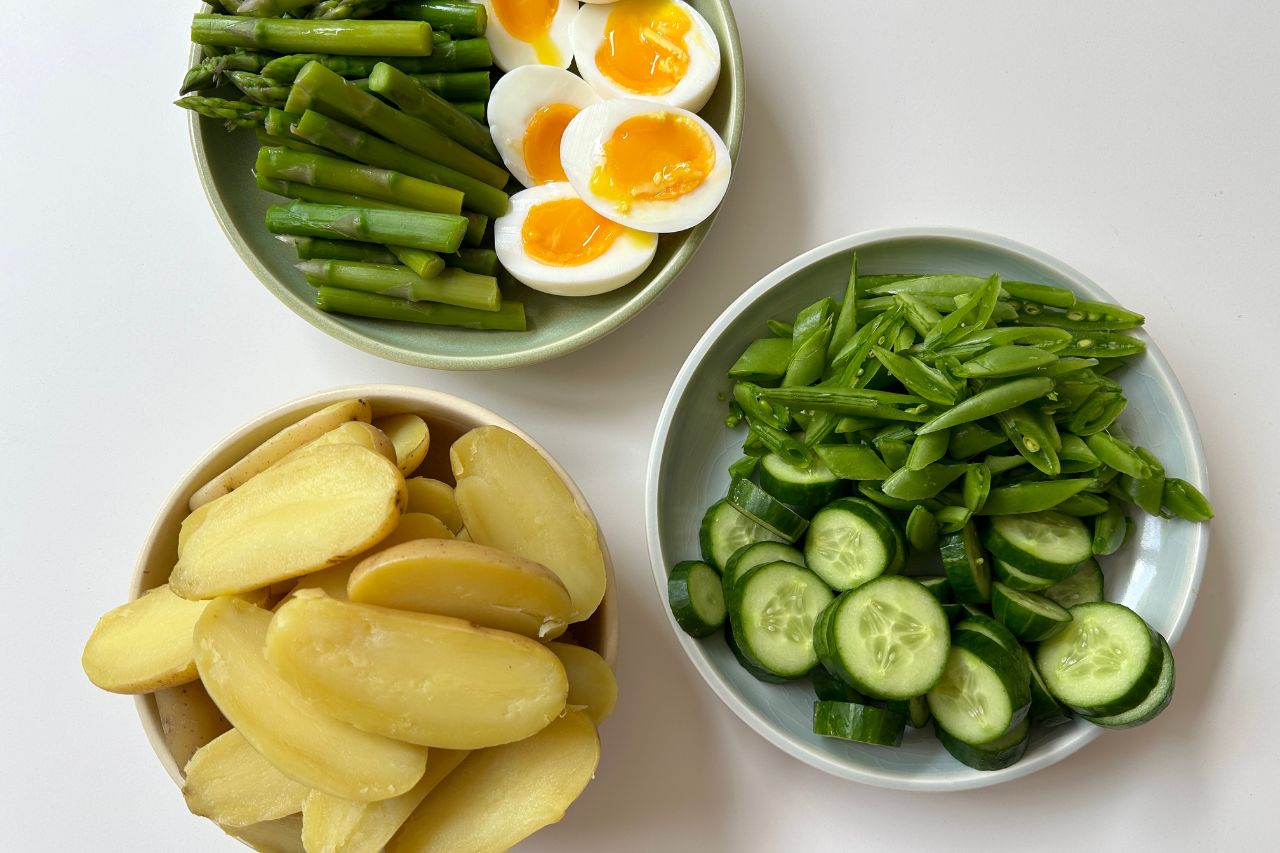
895, 325, 918, 351
995, 406, 1061, 476
1014, 299, 1144, 331
962, 463, 991, 513
733, 382, 789, 431
1002, 280, 1077, 309
1055, 492, 1111, 516
784, 298, 836, 388
857, 480, 922, 513
922, 276, 1001, 350
872, 346, 958, 406
983, 454, 1029, 475
875, 437, 911, 471
1032, 357, 1099, 377
905, 505, 940, 551
728, 455, 759, 480
728, 338, 792, 385
815, 444, 893, 480
830, 304, 903, 372
828, 253, 860, 366
767, 319, 793, 338
1162, 478, 1214, 521
1031, 406, 1062, 452
1092, 500, 1129, 555
866, 274, 991, 298
906, 429, 950, 471
882, 463, 969, 501
976, 478, 1094, 515
759, 386, 932, 424
1116, 447, 1166, 516
1068, 391, 1128, 435
949, 422, 1008, 459
915, 377, 1054, 435
1058, 330, 1146, 359
896, 293, 944, 338
835, 416, 880, 433
749, 421, 813, 469
1085, 431, 1153, 480
934, 505, 972, 533
1059, 433, 1100, 466
933, 326, 1074, 360
953, 345, 1058, 378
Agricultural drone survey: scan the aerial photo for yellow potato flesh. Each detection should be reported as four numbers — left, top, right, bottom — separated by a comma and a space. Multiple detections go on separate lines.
549, 642, 618, 724
286, 512, 453, 602
82, 584, 210, 693
347, 539, 571, 639
266, 594, 567, 749
374, 413, 431, 476
183, 730, 311, 827
302, 749, 468, 853
224, 815, 305, 853
190, 398, 372, 511
386, 710, 599, 853
405, 477, 463, 532
193, 597, 427, 801
451, 427, 606, 623
156, 681, 231, 770
170, 444, 406, 599
293, 420, 396, 465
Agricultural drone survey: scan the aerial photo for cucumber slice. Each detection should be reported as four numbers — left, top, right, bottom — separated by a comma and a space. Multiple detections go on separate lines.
759, 452, 844, 506
810, 666, 870, 703
992, 582, 1073, 641
1042, 559, 1105, 608
927, 646, 1022, 745
935, 718, 1030, 771
992, 558, 1057, 591
953, 613, 1024, 661
722, 542, 805, 599
730, 562, 834, 678
724, 623, 787, 684
728, 478, 809, 542
939, 522, 991, 603
699, 499, 784, 571
668, 561, 727, 638
1023, 646, 1072, 727
813, 700, 907, 746
1085, 634, 1175, 729
885, 695, 932, 728
917, 576, 954, 604
952, 623, 1032, 713
804, 498, 899, 590
814, 577, 950, 700
1035, 602, 1163, 716
984, 511, 1092, 579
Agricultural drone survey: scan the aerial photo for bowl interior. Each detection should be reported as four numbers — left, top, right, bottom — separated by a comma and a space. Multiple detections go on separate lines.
193, 0, 744, 370
647, 228, 1209, 791
131, 384, 618, 796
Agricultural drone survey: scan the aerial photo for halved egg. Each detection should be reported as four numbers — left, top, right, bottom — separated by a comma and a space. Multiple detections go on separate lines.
477, 0, 577, 71
570, 0, 721, 112
560, 99, 731, 234
488, 66, 601, 189
495, 182, 659, 296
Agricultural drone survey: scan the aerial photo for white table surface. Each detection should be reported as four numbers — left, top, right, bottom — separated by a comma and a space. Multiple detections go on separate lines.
3, 1, 1278, 850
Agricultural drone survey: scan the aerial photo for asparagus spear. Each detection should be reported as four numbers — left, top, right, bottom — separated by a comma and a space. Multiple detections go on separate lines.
227, 71, 291, 108
256, 146, 464, 214
175, 96, 266, 129
261, 39, 489, 82
451, 101, 485, 123
256, 175, 415, 210
349, 70, 490, 100
233, 0, 314, 15
180, 50, 273, 95
256, 129, 330, 156
390, 246, 447, 279
292, 237, 400, 264
367, 63, 499, 162
191, 15, 434, 57
266, 200, 468, 252
315, 286, 526, 330
390, 2, 488, 38
291, 108, 510, 218
309, 0, 393, 20
461, 211, 487, 247
449, 247, 499, 276
300, 260, 500, 311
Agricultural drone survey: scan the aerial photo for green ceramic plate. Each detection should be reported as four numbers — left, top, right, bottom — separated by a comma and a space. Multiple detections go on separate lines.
189, 2, 744, 370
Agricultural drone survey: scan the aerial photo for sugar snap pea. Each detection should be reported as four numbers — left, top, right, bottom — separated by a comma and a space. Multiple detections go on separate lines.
815, 444, 893, 480
749, 421, 813, 468
866, 274, 991, 298
963, 463, 992, 512
1014, 299, 1144, 331
830, 304, 903, 371
1162, 478, 1214, 521
767, 319, 793, 338
883, 463, 970, 501
915, 377, 1054, 435
828, 253, 860, 364
784, 298, 836, 387
976, 478, 1093, 515
949, 422, 1008, 459
728, 455, 758, 480
983, 454, 1028, 475
1116, 447, 1166, 516
953, 345, 1058, 378
1092, 500, 1129, 555
906, 505, 940, 551
729, 338, 792, 385
1055, 492, 1111, 516
1068, 391, 1128, 435
1002, 280, 1077, 309
1058, 330, 1146, 359
757, 387, 931, 423
934, 505, 973, 533
896, 293, 944, 338
906, 429, 951, 471
1033, 357, 1099, 378
995, 406, 1061, 476
1085, 431, 1153, 480
875, 436, 911, 471
872, 346, 958, 406
834, 416, 880, 433
857, 481, 922, 513
733, 382, 789, 431
922, 276, 1001, 350
931, 326, 1074, 360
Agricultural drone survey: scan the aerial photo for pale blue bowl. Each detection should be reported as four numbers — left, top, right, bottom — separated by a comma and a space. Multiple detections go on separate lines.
645, 227, 1210, 791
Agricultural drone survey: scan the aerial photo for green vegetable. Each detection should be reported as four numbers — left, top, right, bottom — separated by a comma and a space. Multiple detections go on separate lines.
265, 200, 467, 253
292, 237, 398, 264
367, 63, 500, 162
315, 286, 525, 330
174, 96, 266, 128
255, 146, 464, 214
391, 1, 488, 37
300, 260, 499, 311
1162, 478, 1214, 521
309, 0, 394, 21
916, 377, 1054, 435
191, 14, 434, 56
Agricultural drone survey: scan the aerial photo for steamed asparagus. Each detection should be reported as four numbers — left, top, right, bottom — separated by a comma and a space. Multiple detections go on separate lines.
367, 63, 499, 162
255, 146, 464, 213
175, 96, 266, 128
300, 260, 500, 311
191, 14, 434, 57
390, 2, 488, 38
261, 39, 489, 82
265, 200, 468, 253
315, 286, 526, 330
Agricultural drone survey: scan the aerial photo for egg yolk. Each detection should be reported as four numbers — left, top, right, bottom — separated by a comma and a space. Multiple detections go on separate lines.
522, 103, 579, 184
590, 112, 714, 209
596, 0, 692, 95
492, 0, 562, 65
522, 198, 625, 266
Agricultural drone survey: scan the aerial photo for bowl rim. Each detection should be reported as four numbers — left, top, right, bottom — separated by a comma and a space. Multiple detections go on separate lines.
129, 383, 618, 791
187, 0, 746, 371
644, 225, 1210, 792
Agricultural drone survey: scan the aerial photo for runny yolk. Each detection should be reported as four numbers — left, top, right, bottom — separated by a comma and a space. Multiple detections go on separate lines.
522, 103, 579, 184
491, 0, 562, 65
522, 198, 625, 266
596, 0, 692, 95
589, 113, 715, 210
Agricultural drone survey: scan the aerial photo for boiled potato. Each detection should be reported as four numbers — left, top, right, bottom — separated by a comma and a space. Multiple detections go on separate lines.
374, 414, 430, 476
286, 512, 453, 602
452, 427, 606, 622
223, 815, 305, 853
155, 681, 231, 770
190, 399, 372, 511
292, 420, 396, 465
171, 444, 406, 599
82, 584, 212, 693
347, 539, 572, 639
177, 500, 214, 558
549, 642, 618, 724
405, 477, 463, 532
455, 528, 471, 542
386, 710, 599, 853
266, 593, 567, 749
183, 730, 310, 827
193, 597, 427, 801
302, 750, 469, 853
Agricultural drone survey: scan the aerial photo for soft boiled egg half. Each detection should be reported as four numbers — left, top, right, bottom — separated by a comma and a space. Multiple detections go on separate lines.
477, 0, 578, 71
561, 98, 731, 234
495, 182, 659, 296
488, 66, 601, 189
571, 0, 721, 112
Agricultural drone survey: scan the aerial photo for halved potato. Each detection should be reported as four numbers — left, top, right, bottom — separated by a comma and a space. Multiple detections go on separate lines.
82, 584, 212, 693
171, 444, 406, 599
183, 729, 310, 827
374, 413, 430, 476
405, 477, 463, 532
266, 593, 567, 749
302, 749, 469, 853
193, 597, 427, 801
190, 399, 372, 511
223, 815, 305, 853
292, 420, 396, 465
347, 539, 571, 639
451, 427, 606, 623
386, 710, 599, 853
156, 680, 231, 770
549, 642, 618, 724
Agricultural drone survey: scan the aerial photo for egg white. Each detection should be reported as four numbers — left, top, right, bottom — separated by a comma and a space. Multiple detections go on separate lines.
477, 0, 578, 72
560, 99, 731, 234
570, 0, 721, 112
488, 66, 601, 189
495, 182, 659, 296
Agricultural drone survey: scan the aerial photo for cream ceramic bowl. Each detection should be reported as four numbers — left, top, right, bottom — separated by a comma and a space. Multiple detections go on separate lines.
128, 385, 617, 846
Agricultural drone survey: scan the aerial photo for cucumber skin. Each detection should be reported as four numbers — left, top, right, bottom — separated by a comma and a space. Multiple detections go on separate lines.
728, 478, 809, 542
667, 561, 725, 638
811, 665, 870, 703
1042, 559, 1105, 608
1036, 603, 1164, 716
992, 558, 1057, 591
1023, 646, 1073, 727
935, 718, 1031, 771
1085, 634, 1175, 729
722, 542, 805, 601
951, 630, 1032, 721
723, 623, 788, 684
886, 695, 932, 728
699, 499, 781, 571
730, 562, 830, 680
804, 497, 900, 590
991, 583, 1072, 642
939, 522, 991, 604
813, 701, 907, 747
759, 453, 845, 506
983, 514, 1091, 580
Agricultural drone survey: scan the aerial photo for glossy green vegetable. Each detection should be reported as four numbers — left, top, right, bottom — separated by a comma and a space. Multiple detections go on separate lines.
916, 378, 1054, 435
